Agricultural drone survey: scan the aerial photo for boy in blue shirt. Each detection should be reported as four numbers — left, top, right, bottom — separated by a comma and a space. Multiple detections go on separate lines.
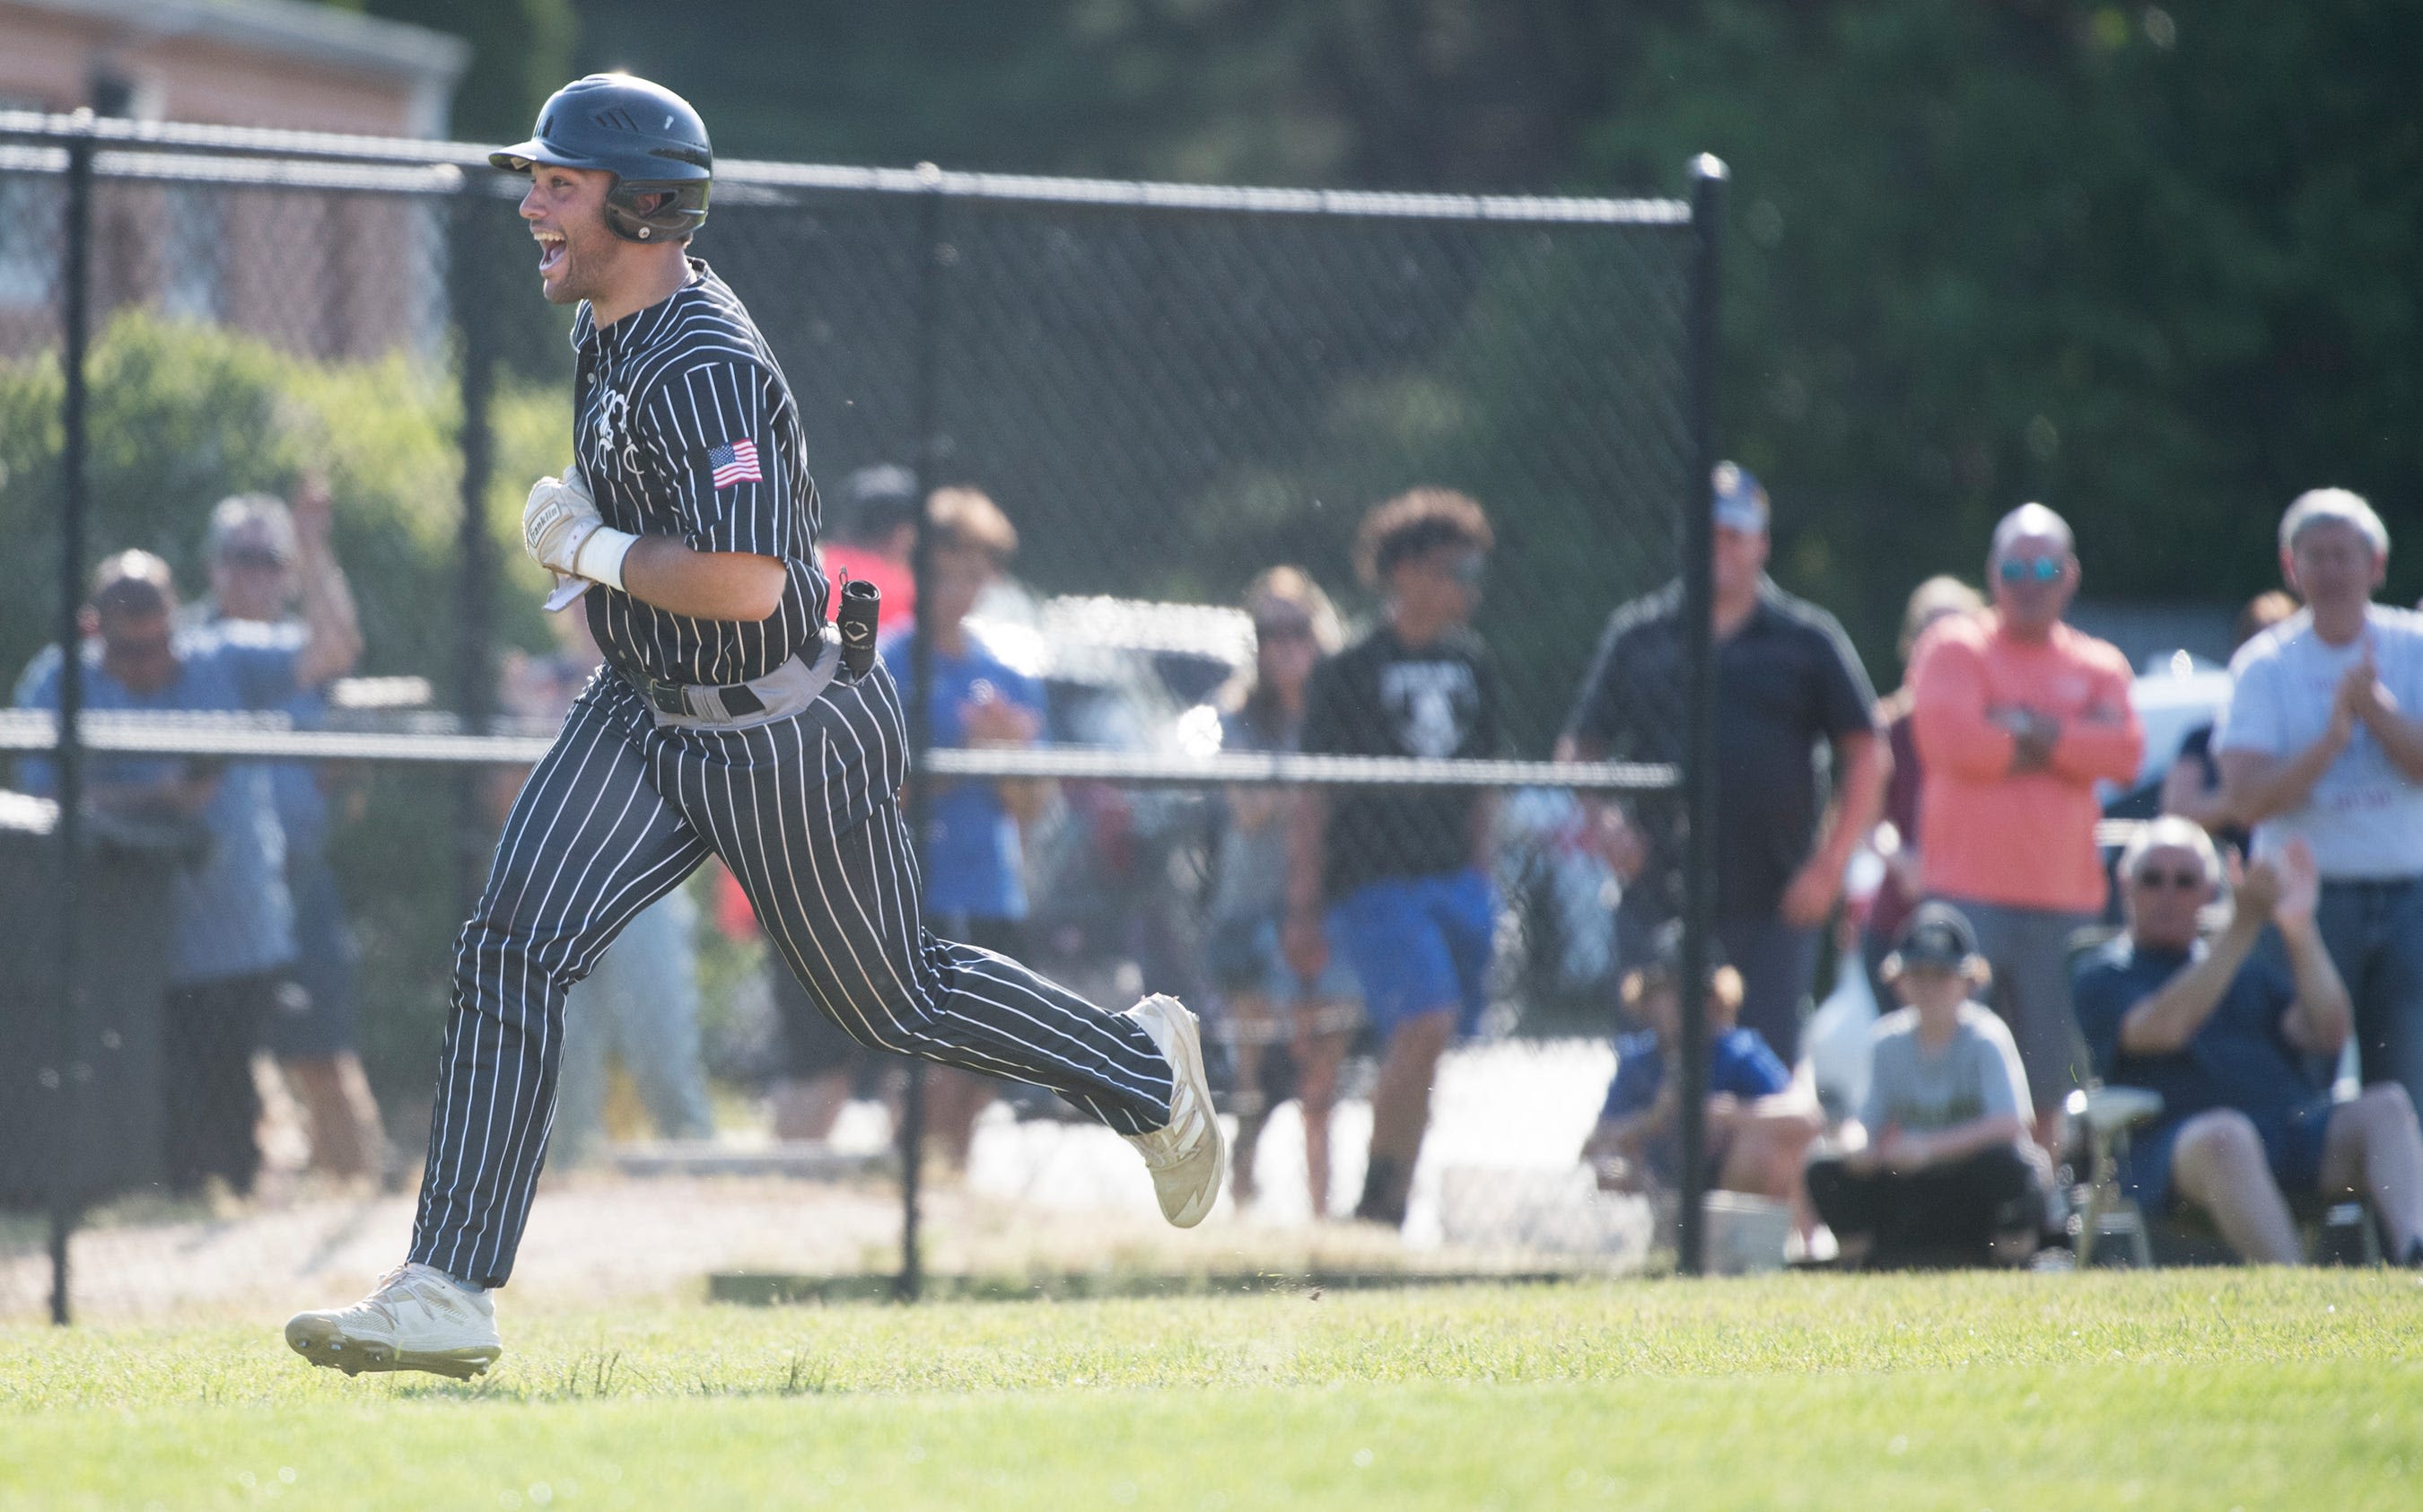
1581, 922, 1821, 1216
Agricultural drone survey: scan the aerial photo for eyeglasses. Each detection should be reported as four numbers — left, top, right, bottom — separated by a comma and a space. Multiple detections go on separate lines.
219, 547, 289, 571
1255, 620, 1315, 645
1997, 555, 2062, 583
2131, 867, 2205, 890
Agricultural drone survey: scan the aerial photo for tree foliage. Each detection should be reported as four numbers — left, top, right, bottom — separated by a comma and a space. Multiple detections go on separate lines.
0, 313, 570, 1103
352, 0, 2419, 667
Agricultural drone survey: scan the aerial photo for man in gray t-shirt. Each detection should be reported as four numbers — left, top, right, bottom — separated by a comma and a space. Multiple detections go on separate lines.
2217, 489, 2423, 1115
1806, 904, 2049, 1266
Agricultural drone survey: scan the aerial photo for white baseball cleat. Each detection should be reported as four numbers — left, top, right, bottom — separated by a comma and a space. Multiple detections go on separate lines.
285, 1263, 502, 1380
1122, 993, 1227, 1228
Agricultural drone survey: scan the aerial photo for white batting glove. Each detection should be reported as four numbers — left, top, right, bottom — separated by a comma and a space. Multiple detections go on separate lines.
521, 468, 602, 577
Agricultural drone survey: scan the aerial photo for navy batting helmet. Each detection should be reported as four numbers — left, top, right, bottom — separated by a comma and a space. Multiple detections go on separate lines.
490, 74, 712, 243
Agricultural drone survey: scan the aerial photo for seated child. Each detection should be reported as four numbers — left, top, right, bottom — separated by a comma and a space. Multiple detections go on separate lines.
1805, 902, 2051, 1267
1581, 922, 1822, 1216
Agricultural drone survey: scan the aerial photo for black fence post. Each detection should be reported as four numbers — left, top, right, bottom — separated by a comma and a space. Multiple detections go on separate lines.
897, 164, 948, 1304
450, 176, 501, 911
46, 116, 97, 1328
1676, 153, 1728, 1280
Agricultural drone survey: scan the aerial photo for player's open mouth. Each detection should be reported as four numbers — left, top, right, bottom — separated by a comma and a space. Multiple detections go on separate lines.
535, 231, 566, 273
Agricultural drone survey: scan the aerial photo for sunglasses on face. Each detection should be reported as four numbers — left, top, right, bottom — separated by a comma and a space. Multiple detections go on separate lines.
2132, 866, 2205, 891
220, 547, 289, 571
1997, 555, 2062, 584
1255, 620, 1315, 645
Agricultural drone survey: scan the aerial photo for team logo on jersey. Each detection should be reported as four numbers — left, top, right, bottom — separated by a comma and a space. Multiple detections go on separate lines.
590, 387, 641, 478
1381, 660, 1478, 759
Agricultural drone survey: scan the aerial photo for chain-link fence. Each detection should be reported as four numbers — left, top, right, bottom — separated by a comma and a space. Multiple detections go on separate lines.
0, 113, 1723, 1324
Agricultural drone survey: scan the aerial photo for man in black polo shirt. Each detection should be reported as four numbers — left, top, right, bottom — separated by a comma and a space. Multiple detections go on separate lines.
1559, 464, 1885, 1060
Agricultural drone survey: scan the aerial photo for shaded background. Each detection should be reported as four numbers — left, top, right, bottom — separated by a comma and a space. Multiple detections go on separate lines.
343, 0, 2421, 672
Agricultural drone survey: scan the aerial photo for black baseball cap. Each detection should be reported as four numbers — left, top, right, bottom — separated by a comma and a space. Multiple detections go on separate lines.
1894, 902, 1978, 971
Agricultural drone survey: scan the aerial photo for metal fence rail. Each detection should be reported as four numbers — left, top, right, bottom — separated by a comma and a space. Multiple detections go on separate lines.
0, 109, 1723, 1320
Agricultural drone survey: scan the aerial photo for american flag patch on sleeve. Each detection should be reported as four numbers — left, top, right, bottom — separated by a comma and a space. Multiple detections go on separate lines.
707, 438, 763, 489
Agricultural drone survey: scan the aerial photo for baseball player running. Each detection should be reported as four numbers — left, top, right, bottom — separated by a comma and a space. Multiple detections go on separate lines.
287, 74, 1222, 1379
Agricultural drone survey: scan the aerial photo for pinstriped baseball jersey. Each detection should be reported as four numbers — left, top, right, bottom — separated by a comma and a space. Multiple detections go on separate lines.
401, 253, 1184, 1291
572, 258, 827, 687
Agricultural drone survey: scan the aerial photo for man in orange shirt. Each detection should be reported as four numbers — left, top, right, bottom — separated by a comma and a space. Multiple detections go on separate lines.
1910, 503, 2144, 1150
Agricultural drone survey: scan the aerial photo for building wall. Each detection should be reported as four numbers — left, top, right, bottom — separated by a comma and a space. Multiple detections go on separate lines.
0, 1, 464, 362
0, 4, 437, 134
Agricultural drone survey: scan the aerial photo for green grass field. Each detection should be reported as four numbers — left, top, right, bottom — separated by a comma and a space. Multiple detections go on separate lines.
4, 1272, 2419, 1509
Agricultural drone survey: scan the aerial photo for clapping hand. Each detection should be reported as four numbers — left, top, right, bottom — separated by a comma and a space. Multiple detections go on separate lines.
2270, 837, 2321, 931
2235, 850, 2286, 923
2331, 647, 2381, 740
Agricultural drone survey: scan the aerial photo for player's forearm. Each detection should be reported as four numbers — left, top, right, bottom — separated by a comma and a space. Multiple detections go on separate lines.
1911, 677, 2019, 778
2220, 740, 2342, 825
2361, 703, 2423, 782
1915, 1114, 2029, 1166
2048, 706, 2145, 785
2280, 916, 2353, 1056
2117, 919, 2261, 1054
293, 540, 363, 687
619, 539, 787, 621
1287, 789, 1330, 910
1812, 731, 1888, 871
996, 777, 1052, 827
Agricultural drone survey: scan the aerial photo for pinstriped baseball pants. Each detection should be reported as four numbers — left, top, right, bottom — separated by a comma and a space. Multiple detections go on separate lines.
408, 661, 1176, 1288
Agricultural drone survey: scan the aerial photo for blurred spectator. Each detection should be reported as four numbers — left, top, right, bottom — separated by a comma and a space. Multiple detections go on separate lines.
1206, 566, 1360, 1215
2072, 818, 2423, 1264
2137, 590, 2298, 852
1288, 488, 1505, 1228
2217, 490, 2423, 1118
818, 463, 919, 626
1910, 503, 2143, 1150
1561, 463, 1886, 1060
15, 539, 359, 1197
771, 486, 1044, 1166
1805, 903, 2050, 1268
494, 609, 713, 1165
1580, 922, 1820, 1224
1861, 575, 1986, 1011
191, 484, 389, 1184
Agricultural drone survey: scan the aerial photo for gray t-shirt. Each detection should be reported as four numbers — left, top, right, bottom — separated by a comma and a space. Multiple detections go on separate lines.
2216, 605, 2423, 879
1861, 1001, 2030, 1135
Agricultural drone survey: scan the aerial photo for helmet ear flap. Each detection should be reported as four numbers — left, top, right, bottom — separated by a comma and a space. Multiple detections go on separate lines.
602, 179, 709, 244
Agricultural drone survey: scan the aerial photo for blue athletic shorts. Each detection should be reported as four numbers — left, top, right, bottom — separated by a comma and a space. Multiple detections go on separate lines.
1334, 869, 1495, 1042
1206, 913, 1360, 1008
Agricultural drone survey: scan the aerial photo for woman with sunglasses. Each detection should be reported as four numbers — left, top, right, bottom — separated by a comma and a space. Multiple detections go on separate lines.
1205, 567, 1360, 1216
1908, 503, 2144, 1154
